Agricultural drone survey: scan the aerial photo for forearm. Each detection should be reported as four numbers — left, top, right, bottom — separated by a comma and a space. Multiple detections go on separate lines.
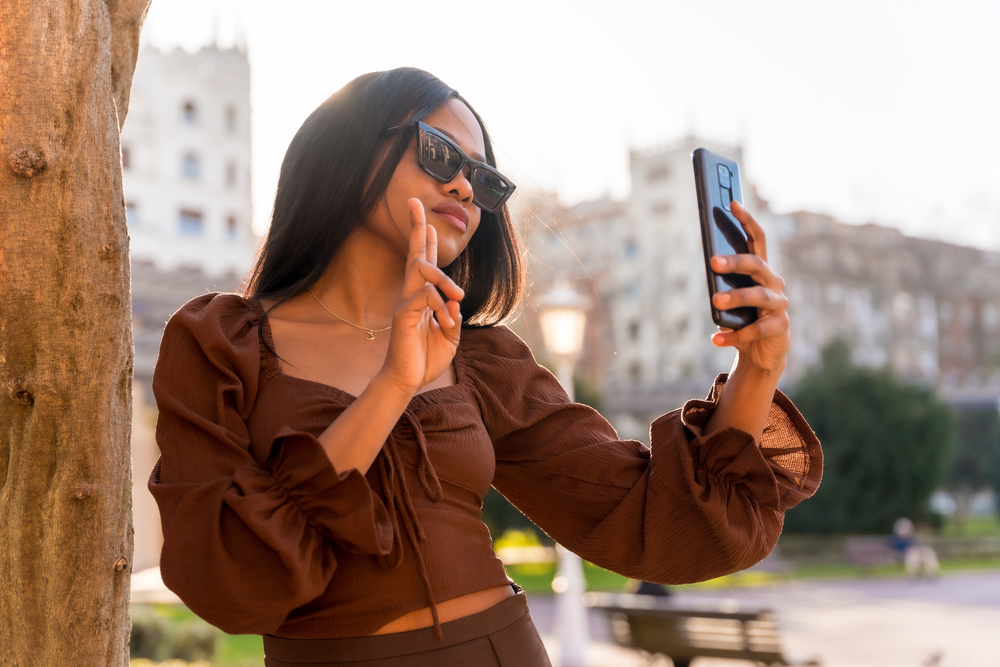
703, 354, 785, 444
316, 373, 413, 474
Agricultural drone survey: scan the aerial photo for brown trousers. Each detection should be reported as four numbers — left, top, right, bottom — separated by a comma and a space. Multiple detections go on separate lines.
263, 591, 551, 666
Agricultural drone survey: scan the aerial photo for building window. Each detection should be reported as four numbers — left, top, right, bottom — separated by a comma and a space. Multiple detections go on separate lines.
179, 209, 204, 235
226, 215, 238, 239
182, 153, 199, 180
624, 239, 638, 259
121, 146, 131, 170
225, 162, 237, 187
126, 202, 138, 226
182, 100, 197, 124
647, 165, 670, 182
225, 106, 237, 132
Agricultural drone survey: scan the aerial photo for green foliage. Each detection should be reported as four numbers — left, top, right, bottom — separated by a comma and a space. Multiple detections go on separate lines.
130, 606, 219, 663
482, 487, 550, 543
947, 405, 1000, 493
573, 376, 604, 413
130, 608, 168, 660
785, 339, 953, 534
494, 528, 542, 548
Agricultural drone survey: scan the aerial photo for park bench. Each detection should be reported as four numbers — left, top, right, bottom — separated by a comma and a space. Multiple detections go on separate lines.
586, 592, 820, 667
843, 536, 898, 573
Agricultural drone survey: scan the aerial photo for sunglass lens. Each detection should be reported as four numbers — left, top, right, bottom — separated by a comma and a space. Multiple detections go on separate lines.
421, 131, 463, 181
471, 168, 510, 211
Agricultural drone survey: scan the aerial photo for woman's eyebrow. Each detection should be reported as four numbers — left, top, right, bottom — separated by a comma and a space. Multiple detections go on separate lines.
432, 126, 487, 162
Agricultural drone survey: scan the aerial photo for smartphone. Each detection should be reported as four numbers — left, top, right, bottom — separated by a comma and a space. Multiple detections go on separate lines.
692, 147, 759, 330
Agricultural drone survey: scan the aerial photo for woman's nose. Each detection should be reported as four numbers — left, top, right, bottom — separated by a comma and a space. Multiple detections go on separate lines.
444, 165, 474, 203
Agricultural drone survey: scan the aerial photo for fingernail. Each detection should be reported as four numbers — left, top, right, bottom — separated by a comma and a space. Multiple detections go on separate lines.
716, 257, 729, 267
717, 293, 731, 305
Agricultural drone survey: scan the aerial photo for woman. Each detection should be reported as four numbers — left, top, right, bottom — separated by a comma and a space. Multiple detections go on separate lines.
149, 67, 822, 666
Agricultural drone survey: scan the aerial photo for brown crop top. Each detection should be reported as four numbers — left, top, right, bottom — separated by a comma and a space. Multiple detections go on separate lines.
148, 293, 822, 639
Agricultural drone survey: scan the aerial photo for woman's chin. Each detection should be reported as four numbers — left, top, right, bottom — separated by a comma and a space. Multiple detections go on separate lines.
435, 246, 466, 269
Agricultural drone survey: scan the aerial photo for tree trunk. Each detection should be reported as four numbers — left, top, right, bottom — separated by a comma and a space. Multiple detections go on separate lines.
0, 0, 150, 664
950, 487, 973, 534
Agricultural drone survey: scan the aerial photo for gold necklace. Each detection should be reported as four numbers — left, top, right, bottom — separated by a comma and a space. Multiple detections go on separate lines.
308, 287, 392, 341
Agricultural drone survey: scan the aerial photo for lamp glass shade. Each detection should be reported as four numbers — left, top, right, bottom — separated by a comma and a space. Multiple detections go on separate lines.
539, 307, 587, 357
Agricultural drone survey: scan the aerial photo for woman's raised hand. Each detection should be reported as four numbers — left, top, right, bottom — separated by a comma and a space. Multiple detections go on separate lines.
380, 198, 465, 396
708, 201, 790, 374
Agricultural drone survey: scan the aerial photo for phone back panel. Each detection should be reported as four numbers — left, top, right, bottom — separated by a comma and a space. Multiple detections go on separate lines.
692, 147, 759, 330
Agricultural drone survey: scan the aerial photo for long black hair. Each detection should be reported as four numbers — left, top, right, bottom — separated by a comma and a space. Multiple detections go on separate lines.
243, 67, 523, 326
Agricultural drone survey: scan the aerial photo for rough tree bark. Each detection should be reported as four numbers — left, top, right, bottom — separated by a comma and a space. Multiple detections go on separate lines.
0, 0, 150, 664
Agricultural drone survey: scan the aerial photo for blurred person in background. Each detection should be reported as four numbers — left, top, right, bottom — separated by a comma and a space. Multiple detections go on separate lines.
147, 67, 822, 666
892, 517, 940, 580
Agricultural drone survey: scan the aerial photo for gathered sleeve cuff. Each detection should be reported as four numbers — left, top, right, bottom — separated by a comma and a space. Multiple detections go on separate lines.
460, 326, 822, 586
261, 428, 393, 555
667, 373, 823, 513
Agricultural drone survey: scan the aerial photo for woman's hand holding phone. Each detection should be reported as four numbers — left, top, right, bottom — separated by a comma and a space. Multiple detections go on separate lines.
708, 200, 790, 375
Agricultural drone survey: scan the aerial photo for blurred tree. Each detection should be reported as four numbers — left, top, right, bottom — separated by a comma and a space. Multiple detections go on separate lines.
0, 0, 149, 664
784, 340, 953, 534
483, 487, 548, 544
946, 406, 1000, 529
573, 376, 604, 414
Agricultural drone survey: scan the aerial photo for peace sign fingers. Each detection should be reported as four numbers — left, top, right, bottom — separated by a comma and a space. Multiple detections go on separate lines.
402, 198, 463, 302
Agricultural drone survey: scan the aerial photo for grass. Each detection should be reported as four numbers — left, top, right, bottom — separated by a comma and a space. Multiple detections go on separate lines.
212, 635, 265, 667
938, 514, 1000, 538
505, 561, 632, 594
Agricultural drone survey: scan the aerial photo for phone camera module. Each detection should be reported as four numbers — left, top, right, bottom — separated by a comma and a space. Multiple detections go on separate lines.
717, 164, 731, 188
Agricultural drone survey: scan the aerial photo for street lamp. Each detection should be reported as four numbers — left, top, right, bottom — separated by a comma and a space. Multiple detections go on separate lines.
538, 280, 590, 667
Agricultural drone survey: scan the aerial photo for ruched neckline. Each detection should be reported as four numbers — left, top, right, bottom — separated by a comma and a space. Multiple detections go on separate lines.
245, 297, 451, 637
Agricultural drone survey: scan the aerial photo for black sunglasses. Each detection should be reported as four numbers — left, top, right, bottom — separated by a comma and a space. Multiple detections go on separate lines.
383, 121, 516, 212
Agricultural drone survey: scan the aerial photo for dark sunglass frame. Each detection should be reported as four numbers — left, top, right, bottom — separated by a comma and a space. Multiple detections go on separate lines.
383, 121, 516, 212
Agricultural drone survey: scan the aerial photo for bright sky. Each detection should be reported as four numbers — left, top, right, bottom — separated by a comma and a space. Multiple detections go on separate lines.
141, 0, 1000, 250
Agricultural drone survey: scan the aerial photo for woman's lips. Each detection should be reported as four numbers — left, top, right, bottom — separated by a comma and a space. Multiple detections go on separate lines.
432, 204, 469, 232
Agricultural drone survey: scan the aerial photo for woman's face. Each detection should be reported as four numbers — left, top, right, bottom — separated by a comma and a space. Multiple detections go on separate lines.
367, 98, 486, 267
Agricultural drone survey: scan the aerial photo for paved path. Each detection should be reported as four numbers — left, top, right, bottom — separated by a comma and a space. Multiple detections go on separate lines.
529, 570, 1000, 667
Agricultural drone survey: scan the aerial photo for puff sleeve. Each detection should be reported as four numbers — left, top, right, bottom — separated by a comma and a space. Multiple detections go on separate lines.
462, 326, 822, 584
148, 294, 392, 634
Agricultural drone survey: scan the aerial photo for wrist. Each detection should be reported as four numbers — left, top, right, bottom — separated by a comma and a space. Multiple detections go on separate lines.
732, 354, 786, 383
367, 371, 418, 408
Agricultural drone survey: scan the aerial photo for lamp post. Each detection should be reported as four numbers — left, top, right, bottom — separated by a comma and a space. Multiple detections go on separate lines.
538, 281, 590, 667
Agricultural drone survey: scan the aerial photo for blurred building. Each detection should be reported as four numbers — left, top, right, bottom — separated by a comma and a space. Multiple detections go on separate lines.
123, 44, 256, 572
519, 138, 1000, 440
122, 44, 256, 274
778, 212, 1000, 388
